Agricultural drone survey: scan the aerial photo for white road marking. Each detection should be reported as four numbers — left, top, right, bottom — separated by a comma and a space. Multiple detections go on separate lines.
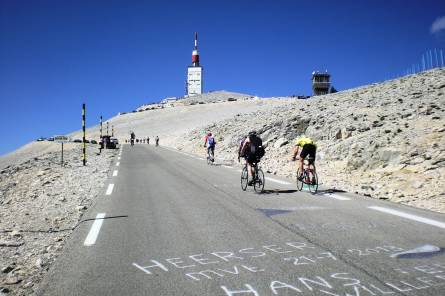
84, 213, 106, 246
106, 184, 114, 195
118, 157, 121, 160
369, 206, 445, 229
112, 170, 118, 177
324, 193, 351, 200
116, 162, 120, 166
222, 165, 233, 169
265, 177, 291, 185
390, 244, 441, 258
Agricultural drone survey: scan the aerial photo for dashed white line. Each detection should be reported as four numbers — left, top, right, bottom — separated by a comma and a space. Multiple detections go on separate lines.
84, 213, 106, 246
265, 177, 291, 185
106, 184, 114, 195
116, 162, 120, 167
222, 165, 233, 169
112, 170, 118, 177
118, 157, 121, 160
369, 206, 445, 229
325, 193, 351, 201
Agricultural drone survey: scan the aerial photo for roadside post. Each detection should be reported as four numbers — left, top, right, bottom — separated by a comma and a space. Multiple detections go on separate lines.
54, 135, 69, 167
82, 103, 86, 166
112, 125, 114, 137
100, 116, 103, 153
107, 122, 109, 137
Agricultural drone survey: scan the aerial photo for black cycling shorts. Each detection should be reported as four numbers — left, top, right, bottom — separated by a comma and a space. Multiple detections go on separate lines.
300, 144, 316, 162
246, 153, 259, 165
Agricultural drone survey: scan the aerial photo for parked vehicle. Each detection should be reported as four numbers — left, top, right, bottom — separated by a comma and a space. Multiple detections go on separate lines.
101, 136, 117, 149
47, 137, 55, 141
90, 140, 98, 144
36, 137, 46, 142
73, 139, 82, 143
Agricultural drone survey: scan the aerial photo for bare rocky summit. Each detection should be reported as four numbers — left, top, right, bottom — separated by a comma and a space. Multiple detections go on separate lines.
177, 69, 445, 213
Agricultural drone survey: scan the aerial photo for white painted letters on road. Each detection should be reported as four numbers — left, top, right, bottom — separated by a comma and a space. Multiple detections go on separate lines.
165, 258, 196, 269
189, 254, 220, 265
132, 260, 169, 275
221, 284, 259, 296
270, 281, 302, 294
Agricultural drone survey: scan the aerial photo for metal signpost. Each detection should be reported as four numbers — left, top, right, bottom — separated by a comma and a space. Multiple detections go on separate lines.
54, 135, 69, 167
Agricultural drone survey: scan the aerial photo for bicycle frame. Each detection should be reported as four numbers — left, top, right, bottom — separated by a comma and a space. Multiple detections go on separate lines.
302, 160, 314, 184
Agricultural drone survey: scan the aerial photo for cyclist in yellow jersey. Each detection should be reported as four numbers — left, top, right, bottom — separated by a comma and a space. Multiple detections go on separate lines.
291, 136, 317, 181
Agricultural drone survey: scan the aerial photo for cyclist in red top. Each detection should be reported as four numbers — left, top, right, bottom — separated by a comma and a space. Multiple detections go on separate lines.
204, 133, 216, 162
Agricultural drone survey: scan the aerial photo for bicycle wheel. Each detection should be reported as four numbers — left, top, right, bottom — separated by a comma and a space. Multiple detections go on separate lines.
296, 168, 304, 191
240, 166, 248, 191
254, 168, 265, 193
207, 155, 211, 165
308, 168, 318, 194
211, 150, 215, 164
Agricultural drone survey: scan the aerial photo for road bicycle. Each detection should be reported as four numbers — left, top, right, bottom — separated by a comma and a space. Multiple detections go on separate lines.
296, 157, 318, 194
206, 147, 215, 165
241, 161, 265, 193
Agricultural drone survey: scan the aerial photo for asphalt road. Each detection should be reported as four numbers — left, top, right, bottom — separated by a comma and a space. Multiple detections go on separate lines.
37, 144, 445, 296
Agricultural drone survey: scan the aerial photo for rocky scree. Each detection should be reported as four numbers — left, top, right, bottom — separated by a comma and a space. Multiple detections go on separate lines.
0, 146, 116, 295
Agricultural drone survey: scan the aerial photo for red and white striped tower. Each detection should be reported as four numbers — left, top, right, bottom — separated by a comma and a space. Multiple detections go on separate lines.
192, 32, 199, 67
187, 32, 203, 96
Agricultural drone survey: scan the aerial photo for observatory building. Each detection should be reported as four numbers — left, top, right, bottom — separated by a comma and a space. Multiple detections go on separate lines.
186, 32, 203, 96
312, 71, 333, 96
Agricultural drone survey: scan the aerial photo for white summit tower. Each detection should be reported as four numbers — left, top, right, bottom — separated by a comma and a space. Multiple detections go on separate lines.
186, 32, 203, 96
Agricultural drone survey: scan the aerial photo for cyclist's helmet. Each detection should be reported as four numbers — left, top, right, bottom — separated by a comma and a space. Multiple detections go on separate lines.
248, 130, 257, 136
208, 132, 212, 136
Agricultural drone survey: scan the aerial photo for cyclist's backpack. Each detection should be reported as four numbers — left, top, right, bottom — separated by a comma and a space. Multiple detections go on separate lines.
239, 138, 246, 157
207, 136, 215, 147
249, 135, 265, 159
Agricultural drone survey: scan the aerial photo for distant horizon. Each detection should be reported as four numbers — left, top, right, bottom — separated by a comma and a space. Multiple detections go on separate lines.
1, 67, 444, 158
1, 0, 444, 156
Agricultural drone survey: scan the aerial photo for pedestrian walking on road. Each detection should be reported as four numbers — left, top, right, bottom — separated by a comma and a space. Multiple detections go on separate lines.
155, 136, 159, 146
130, 132, 135, 146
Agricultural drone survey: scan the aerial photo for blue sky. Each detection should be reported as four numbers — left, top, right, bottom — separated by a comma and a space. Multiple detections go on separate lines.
0, 0, 444, 156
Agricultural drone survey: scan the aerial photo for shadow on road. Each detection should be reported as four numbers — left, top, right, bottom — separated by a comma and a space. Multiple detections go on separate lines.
315, 188, 346, 195
261, 189, 299, 195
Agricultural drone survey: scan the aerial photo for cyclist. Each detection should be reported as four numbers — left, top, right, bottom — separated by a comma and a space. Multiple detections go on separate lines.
240, 131, 264, 186
155, 136, 159, 146
204, 132, 216, 162
290, 135, 317, 182
130, 132, 135, 146
238, 135, 247, 163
